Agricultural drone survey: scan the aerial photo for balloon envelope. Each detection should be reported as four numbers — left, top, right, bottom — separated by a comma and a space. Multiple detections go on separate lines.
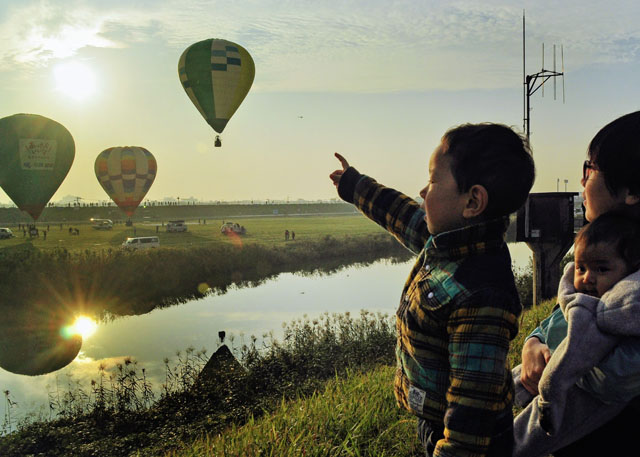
0, 114, 75, 220
178, 38, 255, 135
95, 146, 157, 217
0, 308, 82, 376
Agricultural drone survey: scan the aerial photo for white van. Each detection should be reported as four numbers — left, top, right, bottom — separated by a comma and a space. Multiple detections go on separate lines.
166, 220, 187, 233
121, 236, 159, 250
0, 228, 14, 239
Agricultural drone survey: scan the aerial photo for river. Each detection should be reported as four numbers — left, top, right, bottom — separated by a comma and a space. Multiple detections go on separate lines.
0, 242, 534, 424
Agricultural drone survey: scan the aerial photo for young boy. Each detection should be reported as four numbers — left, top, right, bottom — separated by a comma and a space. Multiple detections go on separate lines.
329, 123, 535, 457
513, 213, 640, 456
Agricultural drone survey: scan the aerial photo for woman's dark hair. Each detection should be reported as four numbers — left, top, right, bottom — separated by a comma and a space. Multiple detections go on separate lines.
588, 111, 640, 198
575, 211, 640, 271
442, 123, 535, 219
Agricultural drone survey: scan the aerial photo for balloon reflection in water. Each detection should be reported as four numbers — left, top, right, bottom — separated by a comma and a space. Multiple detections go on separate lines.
0, 307, 83, 376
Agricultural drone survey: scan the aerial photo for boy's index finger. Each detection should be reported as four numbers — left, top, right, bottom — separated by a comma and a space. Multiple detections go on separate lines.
334, 152, 350, 170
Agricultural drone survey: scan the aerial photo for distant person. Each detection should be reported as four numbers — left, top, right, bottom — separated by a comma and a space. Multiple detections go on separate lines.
43, 230, 47, 240
330, 122, 535, 456
284, 229, 289, 241
513, 213, 640, 456
291, 230, 295, 241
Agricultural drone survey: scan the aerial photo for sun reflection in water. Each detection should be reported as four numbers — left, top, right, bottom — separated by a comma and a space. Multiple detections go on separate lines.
65, 316, 98, 339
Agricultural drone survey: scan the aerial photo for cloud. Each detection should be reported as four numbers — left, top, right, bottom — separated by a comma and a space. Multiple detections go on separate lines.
0, 0, 639, 91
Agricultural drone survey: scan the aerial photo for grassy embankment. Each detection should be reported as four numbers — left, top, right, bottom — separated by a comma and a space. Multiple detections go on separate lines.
163, 298, 556, 457
0, 297, 553, 457
0, 214, 414, 319
0, 208, 532, 456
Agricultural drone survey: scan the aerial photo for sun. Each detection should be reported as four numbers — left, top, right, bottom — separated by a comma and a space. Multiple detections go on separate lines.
53, 61, 97, 101
70, 316, 98, 339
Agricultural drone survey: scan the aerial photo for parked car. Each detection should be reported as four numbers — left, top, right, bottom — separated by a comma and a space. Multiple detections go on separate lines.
0, 228, 14, 239
220, 222, 246, 235
166, 220, 188, 232
91, 218, 113, 230
121, 236, 159, 250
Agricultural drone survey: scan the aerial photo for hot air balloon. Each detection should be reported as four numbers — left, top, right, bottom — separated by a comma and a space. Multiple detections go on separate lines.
0, 114, 75, 220
178, 38, 255, 147
94, 146, 157, 219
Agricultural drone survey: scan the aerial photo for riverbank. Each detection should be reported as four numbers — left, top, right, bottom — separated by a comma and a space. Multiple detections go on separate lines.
0, 230, 413, 318
0, 297, 556, 457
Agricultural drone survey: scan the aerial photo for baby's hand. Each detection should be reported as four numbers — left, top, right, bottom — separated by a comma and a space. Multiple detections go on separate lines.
329, 152, 350, 187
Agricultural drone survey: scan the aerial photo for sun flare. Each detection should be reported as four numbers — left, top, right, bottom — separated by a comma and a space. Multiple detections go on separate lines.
71, 316, 98, 339
53, 61, 97, 101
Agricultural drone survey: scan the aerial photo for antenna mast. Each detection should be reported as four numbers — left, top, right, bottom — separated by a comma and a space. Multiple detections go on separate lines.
522, 11, 565, 147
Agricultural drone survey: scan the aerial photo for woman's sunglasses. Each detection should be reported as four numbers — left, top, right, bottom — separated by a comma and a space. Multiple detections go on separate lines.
583, 160, 599, 181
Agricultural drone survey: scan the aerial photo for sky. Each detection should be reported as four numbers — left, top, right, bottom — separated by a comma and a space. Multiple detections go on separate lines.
0, 0, 639, 204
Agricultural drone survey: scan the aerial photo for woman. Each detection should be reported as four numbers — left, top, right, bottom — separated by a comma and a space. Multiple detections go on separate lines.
515, 111, 640, 456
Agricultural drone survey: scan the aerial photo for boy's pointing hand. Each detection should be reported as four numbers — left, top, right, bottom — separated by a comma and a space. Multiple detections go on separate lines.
330, 152, 350, 187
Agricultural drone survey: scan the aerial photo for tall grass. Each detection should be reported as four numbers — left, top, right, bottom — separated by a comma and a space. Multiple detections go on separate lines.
0, 295, 559, 457
0, 233, 412, 319
0, 311, 399, 457
165, 298, 558, 457
171, 366, 420, 457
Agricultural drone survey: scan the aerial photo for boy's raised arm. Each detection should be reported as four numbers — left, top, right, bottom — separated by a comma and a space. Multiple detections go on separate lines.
329, 152, 430, 254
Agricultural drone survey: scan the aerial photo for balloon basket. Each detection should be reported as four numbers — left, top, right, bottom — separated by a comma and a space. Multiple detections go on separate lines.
214, 136, 222, 148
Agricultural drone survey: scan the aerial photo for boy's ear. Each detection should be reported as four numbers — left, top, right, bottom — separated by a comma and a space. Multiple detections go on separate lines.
462, 184, 488, 219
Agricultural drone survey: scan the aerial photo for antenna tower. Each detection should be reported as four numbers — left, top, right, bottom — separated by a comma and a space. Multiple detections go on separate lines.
522, 11, 565, 146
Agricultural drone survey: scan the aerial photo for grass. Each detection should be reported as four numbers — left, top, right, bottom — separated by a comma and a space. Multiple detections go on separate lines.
0, 280, 556, 457
0, 310, 400, 456
0, 214, 384, 253
0, 227, 412, 321
0, 207, 549, 456
170, 366, 421, 457
163, 298, 558, 457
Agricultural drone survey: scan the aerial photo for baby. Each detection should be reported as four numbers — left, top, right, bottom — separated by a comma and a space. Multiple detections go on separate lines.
513, 212, 640, 456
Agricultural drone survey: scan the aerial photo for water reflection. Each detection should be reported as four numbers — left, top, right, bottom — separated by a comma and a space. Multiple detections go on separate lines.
0, 305, 83, 377
0, 244, 533, 423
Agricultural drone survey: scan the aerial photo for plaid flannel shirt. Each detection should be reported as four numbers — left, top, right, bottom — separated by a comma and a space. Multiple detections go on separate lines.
338, 167, 521, 457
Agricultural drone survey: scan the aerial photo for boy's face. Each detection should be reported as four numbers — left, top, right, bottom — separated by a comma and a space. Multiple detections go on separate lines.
419, 144, 468, 235
573, 241, 629, 297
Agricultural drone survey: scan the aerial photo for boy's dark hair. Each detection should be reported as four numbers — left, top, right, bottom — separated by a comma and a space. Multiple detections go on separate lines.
589, 111, 640, 199
441, 123, 535, 219
575, 212, 640, 271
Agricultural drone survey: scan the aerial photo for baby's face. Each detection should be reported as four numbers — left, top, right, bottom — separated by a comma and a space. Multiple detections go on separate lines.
573, 242, 629, 297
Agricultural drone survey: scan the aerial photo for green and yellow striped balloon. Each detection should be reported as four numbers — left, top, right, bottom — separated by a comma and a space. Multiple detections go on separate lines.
178, 38, 255, 137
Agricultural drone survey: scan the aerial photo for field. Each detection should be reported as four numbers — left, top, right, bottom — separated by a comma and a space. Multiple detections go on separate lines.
0, 213, 387, 253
